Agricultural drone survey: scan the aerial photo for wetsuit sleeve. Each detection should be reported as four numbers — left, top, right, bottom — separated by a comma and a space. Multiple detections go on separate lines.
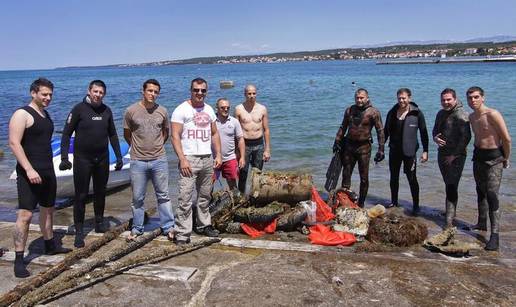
107, 109, 122, 160
432, 112, 441, 138
374, 109, 385, 151
418, 111, 429, 152
336, 107, 351, 141
452, 116, 471, 156
60, 105, 81, 160
384, 111, 391, 144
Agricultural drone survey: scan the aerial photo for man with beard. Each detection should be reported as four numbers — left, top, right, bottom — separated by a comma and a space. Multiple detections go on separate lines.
467, 86, 511, 251
171, 78, 222, 245
384, 88, 429, 216
433, 88, 471, 229
60, 80, 123, 248
333, 88, 385, 207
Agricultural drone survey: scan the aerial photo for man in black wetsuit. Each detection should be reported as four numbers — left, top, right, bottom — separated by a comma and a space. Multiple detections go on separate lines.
333, 88, 385, 207
60, 80, 123, 248
384, 88, 429, 216
9, 78, 71, 278
433, 88, 471, 228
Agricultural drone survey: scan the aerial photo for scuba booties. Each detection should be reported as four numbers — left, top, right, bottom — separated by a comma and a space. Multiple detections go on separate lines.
74, 224, 85, 248
485, 210, 501, 251
94, 216, 108, 233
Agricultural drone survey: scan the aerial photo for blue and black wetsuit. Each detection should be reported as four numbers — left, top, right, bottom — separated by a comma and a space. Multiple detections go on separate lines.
384, 102, 429, 211
61, 96, 122, 226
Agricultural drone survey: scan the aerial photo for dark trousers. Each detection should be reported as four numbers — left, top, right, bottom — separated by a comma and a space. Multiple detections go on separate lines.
340, 142, 371, 205
73, 154, 109, 224
238, 143, 264, 193
389, 149, 419, 208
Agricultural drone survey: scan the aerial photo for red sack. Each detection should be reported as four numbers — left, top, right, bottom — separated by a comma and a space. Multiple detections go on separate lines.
307, 224, 356, 246
335, 190, 359, 209
311, 187, 335, 222
241, 219, 278, 238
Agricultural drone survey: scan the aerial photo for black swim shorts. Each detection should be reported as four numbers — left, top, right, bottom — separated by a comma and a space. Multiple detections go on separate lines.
16, 165, 56, 211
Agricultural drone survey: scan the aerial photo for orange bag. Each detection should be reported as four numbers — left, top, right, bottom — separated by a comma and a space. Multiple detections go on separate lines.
307, 224, 356, 246
311, 187, 335, 222
335, 190, 359, 209
241, 219, 278, 238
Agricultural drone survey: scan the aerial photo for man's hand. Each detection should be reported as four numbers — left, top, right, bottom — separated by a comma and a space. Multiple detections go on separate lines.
420, 152, 429, 163
444, 155, 457, 166
238, 157, 246, 169
179, 158, 192, 177
26, 168, 42, 184
333, 139, 342, 153
503, 160, 510, 169
434, 133, 446, 147
214, 156, 222, 169
374, 151, 385, 163
115, 159, 123, 171
59, 160, 72, 171
263, 150, 271, 162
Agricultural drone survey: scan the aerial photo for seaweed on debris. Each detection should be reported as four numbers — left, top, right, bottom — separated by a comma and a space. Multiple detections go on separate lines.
366, 213, 428, 247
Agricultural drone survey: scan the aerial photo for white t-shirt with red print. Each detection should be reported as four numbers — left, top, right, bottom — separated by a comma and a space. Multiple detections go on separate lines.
171, 101, 216, 155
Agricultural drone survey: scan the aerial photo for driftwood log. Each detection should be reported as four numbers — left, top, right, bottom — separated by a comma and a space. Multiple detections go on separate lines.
0, 208, 157, 307
14, 227, 163, 307
250, 169, 312, 205
23, 238, 221, 307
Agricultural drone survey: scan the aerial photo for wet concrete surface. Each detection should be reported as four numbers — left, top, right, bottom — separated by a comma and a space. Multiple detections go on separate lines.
0, 175, 515, 306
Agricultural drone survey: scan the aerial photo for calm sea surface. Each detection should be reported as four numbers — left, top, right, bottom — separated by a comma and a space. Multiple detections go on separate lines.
0, 60, 515, 205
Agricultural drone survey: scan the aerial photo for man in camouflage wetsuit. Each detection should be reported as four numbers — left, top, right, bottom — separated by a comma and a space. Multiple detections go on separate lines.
467, 86, 511, 251
333, 88, 385, 208
433, 88, 471, 229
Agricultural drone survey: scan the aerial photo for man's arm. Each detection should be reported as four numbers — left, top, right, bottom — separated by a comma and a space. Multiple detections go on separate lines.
419, 111, 429, 162
235, 120, 245, 168
9, 110, 41, 184
211, 121, 222, 168
334, 108, 350, 153
123, 111, 132, 146
162, 111, 170, 143
262, 107, 271, 162
60, 106, 80, 161
171, 121, 192, 177
491, 110, 512, 168
373, 109, 385, 162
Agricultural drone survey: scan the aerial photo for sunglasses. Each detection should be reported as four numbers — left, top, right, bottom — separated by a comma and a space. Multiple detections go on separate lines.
192, 88, 207, 93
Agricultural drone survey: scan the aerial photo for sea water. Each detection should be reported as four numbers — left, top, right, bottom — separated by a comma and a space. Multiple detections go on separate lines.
0, 60, 514, 206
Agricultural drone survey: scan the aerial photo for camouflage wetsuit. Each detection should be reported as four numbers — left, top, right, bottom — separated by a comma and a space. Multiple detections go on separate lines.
472, 147, 504, 234
432, 101, 471, 227
336, 103, 384, 207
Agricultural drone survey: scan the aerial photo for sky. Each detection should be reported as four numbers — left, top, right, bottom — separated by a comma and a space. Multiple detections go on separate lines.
1, 0, 516, 70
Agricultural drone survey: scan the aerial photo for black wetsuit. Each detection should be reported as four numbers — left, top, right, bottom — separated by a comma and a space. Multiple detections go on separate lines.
17, 106, 56, 210
384, 102, 429, 210
61, 96, 122, 225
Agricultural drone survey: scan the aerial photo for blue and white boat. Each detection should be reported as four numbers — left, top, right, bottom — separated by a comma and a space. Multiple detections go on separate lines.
10, 137, 131, 198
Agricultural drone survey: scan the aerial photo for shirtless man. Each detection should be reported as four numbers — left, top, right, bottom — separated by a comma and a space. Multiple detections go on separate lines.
333, 88, 385, 207
235, 84, 271, 193
467, 86, 511, 251
9, 78, 71, 278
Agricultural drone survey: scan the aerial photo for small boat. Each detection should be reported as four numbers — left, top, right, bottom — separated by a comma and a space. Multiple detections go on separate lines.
219, 80, 234, 89
9, 137, 131, 198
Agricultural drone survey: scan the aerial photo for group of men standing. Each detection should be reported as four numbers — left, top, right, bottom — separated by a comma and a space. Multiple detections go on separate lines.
8, 77, 271, 277
333, 86, 511, 251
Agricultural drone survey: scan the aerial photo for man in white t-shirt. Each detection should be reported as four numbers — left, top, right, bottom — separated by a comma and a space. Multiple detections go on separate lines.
171, 78, 222, 244
213, 98, 245, 190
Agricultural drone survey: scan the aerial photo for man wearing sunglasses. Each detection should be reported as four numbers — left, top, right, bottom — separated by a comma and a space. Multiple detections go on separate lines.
213, 98, 245, 190
171, 78, 222, 244
235, 84, 271, 193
